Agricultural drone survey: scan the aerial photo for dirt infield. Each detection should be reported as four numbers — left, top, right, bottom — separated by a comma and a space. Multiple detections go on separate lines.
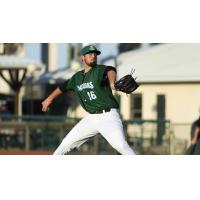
0, 150, 52, 155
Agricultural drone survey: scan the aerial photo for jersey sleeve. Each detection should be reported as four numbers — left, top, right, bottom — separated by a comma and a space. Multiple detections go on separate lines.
100, 65, 117, 80
58, 77, 75, 92
105, 66, 117, 74
196, 120, 200, 128
98, 65, 117, 86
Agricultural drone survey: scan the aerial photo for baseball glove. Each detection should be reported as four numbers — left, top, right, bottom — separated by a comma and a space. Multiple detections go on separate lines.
114, 69, 139, 94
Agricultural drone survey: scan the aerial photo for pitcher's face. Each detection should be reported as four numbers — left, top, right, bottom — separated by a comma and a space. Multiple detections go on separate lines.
82, 52, 97, 67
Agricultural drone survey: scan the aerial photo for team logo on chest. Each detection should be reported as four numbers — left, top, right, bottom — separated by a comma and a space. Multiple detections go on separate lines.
77, 81, 94, 91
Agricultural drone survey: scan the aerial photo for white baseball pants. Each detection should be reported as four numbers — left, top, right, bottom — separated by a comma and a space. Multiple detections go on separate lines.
53, 109, 135, 155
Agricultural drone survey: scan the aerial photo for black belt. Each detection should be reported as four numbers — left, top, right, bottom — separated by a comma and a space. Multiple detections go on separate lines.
90, 108, 111, 114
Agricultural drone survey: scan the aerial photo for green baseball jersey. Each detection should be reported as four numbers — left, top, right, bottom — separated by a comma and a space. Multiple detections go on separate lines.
59, 65, 119, 113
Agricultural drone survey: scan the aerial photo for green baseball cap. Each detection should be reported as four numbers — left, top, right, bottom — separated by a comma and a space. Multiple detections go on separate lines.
80, 45, 101, 56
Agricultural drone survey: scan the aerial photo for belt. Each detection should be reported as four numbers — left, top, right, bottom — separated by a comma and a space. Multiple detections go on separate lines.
90, 108, 111, 114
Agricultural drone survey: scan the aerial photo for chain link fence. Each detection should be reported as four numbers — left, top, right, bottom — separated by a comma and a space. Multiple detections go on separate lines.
0, 115, 190, 154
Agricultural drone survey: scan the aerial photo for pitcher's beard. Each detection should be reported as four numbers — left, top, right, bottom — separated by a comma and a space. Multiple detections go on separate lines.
86, 60, 97, 67
91, 61, 97, 67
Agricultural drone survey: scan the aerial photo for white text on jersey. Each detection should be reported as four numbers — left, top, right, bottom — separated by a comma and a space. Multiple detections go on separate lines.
77, 82, 94, 91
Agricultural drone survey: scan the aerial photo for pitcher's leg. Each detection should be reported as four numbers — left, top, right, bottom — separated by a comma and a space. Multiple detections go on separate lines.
98, 110, 136, 155
101, 128, 135, 155
53, 116, 98, 155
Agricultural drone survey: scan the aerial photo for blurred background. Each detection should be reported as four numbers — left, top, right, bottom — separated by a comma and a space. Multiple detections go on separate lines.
0, 43, 199, 155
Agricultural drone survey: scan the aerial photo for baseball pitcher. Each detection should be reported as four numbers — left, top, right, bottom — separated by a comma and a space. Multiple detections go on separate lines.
42, 45, 138, 155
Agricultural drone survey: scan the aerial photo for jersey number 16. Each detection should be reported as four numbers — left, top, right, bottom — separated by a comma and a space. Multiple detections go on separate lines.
87, 91, 97, 100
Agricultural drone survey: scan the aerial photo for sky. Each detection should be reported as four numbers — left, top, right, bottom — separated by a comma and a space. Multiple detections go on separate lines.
25, 43, 118, 69
98, 43, 118, 59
